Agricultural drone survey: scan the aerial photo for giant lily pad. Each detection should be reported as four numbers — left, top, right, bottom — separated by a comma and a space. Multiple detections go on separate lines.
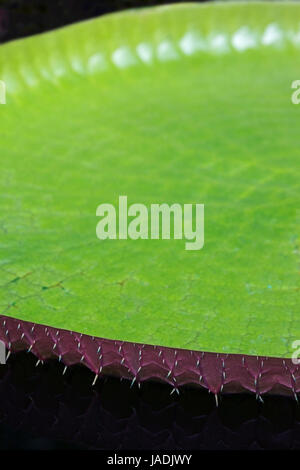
0, 2, 299, 393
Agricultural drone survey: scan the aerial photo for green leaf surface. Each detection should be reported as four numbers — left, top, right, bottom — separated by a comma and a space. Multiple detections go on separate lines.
0, 2, 299, 357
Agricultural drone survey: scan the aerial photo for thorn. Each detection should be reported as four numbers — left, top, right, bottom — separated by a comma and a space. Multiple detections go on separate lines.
35, 359, 40, 367
215, 394, 219, 407
256, 394, 264, 403
62, 366, 67, 375
6, 350, 11, 361
130, 376, 136, 388
28, 344, 32, 352
92, 374, 98, 386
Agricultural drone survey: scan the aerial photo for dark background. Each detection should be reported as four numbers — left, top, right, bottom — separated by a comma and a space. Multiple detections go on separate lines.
0, 0, 299, 452
0, 0, 208, 44
2, 351, 300, 450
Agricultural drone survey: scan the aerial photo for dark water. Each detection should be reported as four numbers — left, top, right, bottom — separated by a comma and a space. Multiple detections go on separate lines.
1, 352, 300, 450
